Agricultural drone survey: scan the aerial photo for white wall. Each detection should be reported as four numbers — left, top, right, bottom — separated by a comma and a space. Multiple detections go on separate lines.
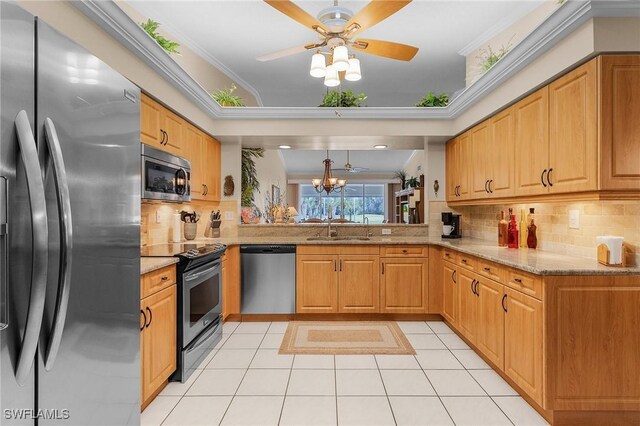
252, 149, 288, 218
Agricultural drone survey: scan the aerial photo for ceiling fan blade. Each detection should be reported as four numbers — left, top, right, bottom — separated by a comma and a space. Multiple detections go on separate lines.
348, 167, 370, 173
352, 39, 418, 61
264, 0, 327, 33
256, 45, 310, 62
345, 1, 411, 37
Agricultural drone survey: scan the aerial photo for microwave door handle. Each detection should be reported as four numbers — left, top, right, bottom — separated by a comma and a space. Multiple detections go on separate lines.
175, 168, 186, 196
14, 110, 49, 385
42, 118, 73, 371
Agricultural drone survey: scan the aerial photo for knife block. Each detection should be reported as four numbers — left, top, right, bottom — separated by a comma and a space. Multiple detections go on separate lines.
205, 220, 222, 238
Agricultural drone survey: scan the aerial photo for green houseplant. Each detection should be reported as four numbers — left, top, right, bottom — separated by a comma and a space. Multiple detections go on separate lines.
477, 38, 513, 74
393, 169, 408, 189
406, 177, 420, 188
241, 147, 264, 208
211, 84, 245, 107
415, 92, 449, 107
140, 19, 180, 54
319, 89, 367, 107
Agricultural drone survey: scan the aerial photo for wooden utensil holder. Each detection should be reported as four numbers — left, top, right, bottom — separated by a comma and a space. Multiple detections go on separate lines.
597, 243, 631, 267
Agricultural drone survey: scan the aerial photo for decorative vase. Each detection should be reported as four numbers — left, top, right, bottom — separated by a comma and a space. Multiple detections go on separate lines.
184, 222, 197, 240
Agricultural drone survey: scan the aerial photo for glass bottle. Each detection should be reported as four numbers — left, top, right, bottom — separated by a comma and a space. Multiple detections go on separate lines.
519, 209, 528, 248
508, 210, 519, 249
527, 208, 538, 249
498, 210, 508, 247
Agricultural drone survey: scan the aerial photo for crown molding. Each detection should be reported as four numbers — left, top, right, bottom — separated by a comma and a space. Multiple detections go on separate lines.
74, 0, 637, 121
125, 1, 264, 107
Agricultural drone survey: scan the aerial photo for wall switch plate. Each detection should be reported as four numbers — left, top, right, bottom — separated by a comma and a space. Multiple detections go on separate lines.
155, 210, 162, 224
569, 209, 580, 229
381, 228, 392, 235
224, 211, 234, 221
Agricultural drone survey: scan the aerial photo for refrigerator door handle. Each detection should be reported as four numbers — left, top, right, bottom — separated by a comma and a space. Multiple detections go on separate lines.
14, 110, 49, 386
43, 118, 73, 371
0, 176, 8, 330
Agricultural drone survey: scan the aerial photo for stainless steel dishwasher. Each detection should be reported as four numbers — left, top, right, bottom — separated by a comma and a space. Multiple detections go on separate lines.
240, 245, 296, 314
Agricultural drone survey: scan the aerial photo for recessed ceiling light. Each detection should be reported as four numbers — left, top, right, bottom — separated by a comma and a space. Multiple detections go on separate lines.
279, 145, 292, 149
373, 144, 388, 149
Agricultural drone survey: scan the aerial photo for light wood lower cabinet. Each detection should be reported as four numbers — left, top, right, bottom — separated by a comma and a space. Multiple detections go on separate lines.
140, 283, 177, 407
339, 256, 380, 313
475, 278, 505, 370
442, 261, 458, 324
380, 257, 428, 313
503, 286, 543, 407
296, 254, 339, 313
457, 269, 478, 344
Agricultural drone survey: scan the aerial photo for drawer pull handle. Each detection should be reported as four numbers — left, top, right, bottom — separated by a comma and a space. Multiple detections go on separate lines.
513, 278, 523, 284
502, 294, 507, 313
452, 270, 457, 284
483, 267, 490, 272
381, 263, 385, 275
160, 276, 169, 281
402, 249, 408, 253
461, 259, 467, 263
470, 279, 476, 295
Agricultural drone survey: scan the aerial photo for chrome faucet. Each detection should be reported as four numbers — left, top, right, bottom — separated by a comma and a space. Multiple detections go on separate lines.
327, 207, 336, 237
363, 216, 372, 238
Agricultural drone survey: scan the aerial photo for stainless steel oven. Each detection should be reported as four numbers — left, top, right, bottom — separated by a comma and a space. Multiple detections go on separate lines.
141, 144, 191, 202
182, 259, 222, 344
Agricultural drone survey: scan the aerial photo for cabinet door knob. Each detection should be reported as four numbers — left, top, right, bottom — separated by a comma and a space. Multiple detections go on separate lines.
541, 169, 548, 188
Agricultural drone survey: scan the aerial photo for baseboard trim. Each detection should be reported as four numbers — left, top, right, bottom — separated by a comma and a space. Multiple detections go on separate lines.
227, 313, 444, 322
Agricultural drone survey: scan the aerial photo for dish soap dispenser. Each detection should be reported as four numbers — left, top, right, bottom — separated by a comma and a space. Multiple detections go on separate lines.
498, 210, 508, 247
507, 209, 519, 249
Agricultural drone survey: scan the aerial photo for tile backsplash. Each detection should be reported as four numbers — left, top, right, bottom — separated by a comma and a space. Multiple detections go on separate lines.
141, 200, 239, 246
429, 200, 639, 265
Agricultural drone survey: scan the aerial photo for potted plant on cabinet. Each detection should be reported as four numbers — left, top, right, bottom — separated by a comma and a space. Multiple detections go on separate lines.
415, 91, 449, 107
140, 19, 180, 54
211, 84, 245, 107
319, 89, 367, 107
394, 169, 408, 189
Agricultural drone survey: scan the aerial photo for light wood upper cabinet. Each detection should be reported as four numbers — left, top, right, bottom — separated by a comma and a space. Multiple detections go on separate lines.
296, 255, 338, 313
205, 135, 221, 202
504, 286, 544, 407
548, 59, 598, 193
599, 55, 640, 190
470, 122, 492, 198
162, 109, 185, 156
446, 138, 458, 200
442, 262, 457, 325
141, 284, 177, 406
475, 278, 505, 370
490, 107, 515, 197
380, 257, 428, 313
457, 269, 478, 344
141, 95, 164, 147
185, 124, 206, 200
446, 133, 471, 201
338, 255, 380, 313
514, 87, 550, 196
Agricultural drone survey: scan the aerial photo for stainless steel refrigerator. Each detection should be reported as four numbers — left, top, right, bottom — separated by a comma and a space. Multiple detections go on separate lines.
1, 3, 140, 425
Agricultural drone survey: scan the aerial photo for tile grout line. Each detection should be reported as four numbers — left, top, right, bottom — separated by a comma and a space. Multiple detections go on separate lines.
374, 353, 398, 426
276, 350, 295, 425
334, 355, 338, 426
217, 322, 270, 426
420, 321, 458, 426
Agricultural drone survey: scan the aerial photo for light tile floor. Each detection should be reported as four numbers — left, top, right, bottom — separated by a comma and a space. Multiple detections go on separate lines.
143, 321, 549, 426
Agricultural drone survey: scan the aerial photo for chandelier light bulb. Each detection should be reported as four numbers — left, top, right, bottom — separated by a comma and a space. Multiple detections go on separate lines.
309, 52, 326, 78
332, 45, 349, 72
324, 64, 340, 87
345, 56, 362, 81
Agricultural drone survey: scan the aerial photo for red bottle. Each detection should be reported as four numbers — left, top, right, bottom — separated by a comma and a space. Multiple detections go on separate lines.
507, 211, 519, 249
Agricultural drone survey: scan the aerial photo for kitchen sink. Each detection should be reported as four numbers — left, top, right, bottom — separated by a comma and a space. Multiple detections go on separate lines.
306, 236, 371, 241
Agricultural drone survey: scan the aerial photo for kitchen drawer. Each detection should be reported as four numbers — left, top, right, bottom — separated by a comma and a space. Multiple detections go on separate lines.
456, 253, 476, 271
381, 245, 428, 257
297, 245, 379, 256
141, 265, 176, 299
442, 249, 457, 263
507, 269, 542, 300
477, 259, 506, 283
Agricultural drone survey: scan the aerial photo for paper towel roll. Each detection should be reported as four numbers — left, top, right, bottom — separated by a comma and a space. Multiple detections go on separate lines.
172, 212, 181, 243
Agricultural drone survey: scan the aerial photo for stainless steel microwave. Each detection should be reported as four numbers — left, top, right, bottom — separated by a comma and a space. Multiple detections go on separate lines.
141, 144, 191, 202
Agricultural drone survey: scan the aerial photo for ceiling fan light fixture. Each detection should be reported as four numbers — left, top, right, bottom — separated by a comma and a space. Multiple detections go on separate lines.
345, 56, 362, 81
332, 45, 349, 71
309, 52, 327, 78
324, 64, 340, 87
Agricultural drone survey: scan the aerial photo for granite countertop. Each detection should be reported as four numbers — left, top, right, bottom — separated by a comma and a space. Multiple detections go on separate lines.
141, 257, 179, 275
140, 237, 640, 276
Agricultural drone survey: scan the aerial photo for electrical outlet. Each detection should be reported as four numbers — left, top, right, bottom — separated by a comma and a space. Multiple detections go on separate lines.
382, 228, 392, 235
224, 211, 234, 221
155, 210, 162, 224
569, 209, 580, 229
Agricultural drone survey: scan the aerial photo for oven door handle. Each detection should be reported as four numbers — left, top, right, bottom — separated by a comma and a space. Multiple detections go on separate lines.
185, 321, 219, 353
183, 263, 220, 283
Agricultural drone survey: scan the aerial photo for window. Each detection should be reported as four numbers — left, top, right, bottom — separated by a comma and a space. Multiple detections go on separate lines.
299, 184, 386, 224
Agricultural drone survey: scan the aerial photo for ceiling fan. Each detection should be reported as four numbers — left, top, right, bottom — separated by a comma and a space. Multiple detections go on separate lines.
333, 151, 370, 174
257, 0, 418, 63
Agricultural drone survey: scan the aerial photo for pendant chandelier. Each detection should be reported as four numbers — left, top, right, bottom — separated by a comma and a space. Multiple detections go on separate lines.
312, 151, 347, 194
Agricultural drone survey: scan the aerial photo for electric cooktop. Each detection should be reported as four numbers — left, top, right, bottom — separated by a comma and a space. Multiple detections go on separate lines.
141, 242, 227, 259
